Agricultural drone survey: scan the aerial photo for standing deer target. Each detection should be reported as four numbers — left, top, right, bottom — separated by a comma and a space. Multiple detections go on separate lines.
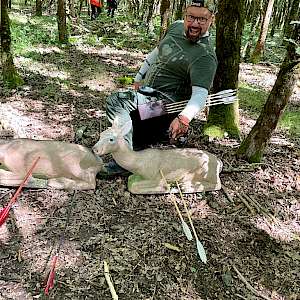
93, 118, 223, 194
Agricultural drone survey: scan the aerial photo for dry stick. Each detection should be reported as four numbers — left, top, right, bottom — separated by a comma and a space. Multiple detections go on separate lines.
221, 185, 235, 204
235, 192, 255, 214
104, 260, 118, 300
231, 263, 272, 300
246, 194, 277, 222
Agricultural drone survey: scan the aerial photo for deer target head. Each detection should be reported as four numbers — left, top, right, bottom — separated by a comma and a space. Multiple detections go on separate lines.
92, 117, 132, 156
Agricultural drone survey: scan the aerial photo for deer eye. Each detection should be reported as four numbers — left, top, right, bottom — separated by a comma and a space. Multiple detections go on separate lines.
109, 138, 114, 143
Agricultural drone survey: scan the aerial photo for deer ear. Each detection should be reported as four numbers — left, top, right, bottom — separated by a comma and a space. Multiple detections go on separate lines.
120, 120, 132, 136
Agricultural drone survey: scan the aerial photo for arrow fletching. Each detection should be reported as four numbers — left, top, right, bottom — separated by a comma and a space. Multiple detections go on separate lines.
182, 220, 193, 241
196, 239, 207, 264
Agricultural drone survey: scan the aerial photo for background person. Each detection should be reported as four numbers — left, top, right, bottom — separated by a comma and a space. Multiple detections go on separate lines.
90, 0, 103, 20
107, 0, 117, 18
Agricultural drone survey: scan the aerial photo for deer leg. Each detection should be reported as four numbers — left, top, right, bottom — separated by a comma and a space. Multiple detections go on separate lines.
128, 175, 169, 194
179, 180, 221, 193
47, 177, 96, 190
0, 169, 48, 188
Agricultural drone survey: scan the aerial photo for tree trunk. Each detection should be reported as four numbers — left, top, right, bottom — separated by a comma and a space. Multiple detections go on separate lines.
143, 0, 155, 33
205, 0, 245, 138
159, 0, 171, 39
237, 18, 299, 162
69, 0, 76, 17
36, 0, 42, 16
1, 0, 24, 87
242, 13, 261, 61
174, 0, 185, 20
250, 0, 275, 63
57, 0, 68, 43
283, 0, 299, 45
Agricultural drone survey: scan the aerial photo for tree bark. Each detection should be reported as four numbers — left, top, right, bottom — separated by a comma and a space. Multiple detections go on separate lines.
174, 0, 185, 20
205, 0, 245, 138
283, 0, 300, 45
57, 0, 68, 43
36, 0, 43, 16
1, 0, 24, 87
237, 17, 299, 162
159, 0, 171, 40
250, 0, 275, 63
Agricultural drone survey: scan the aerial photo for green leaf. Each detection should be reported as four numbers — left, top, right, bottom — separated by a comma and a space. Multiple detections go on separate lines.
182, 221, 193, 241
196, 239, 207, 264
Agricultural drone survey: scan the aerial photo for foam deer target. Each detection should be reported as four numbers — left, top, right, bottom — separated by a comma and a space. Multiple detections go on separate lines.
93, 118, 222, 194
0, 139, 103, 190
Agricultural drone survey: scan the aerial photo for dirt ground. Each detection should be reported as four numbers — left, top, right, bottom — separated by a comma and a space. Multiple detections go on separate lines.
0, 42, 299, 300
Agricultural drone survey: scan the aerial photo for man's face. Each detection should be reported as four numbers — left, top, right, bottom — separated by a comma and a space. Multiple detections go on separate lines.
184, 7, 213, 42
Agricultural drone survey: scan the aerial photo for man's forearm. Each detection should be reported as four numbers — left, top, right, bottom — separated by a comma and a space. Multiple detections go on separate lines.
179, 86, 208, 121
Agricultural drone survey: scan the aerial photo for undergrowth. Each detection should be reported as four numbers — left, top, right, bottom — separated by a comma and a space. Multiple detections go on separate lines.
6, 6, 300, 138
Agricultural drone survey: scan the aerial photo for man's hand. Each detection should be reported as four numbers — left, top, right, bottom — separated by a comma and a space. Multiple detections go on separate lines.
133, 82, 141, 90
169, 115, 190, 141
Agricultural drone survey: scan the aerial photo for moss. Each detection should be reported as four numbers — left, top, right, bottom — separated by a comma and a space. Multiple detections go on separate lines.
127, 174, 144, 190
237, 138, 263, 163
206, 103, 240, 139
3, 72, 24, 88
203, 125, 225, 138
247, 152, 262, 163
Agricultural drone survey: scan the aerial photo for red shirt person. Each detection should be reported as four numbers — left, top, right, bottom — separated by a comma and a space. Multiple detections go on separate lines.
90, 0, 102, 20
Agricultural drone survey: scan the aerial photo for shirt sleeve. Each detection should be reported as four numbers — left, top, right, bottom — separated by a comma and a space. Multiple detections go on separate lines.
180, 86, 208, 121
134, 48, 159, 82
189, 54, 217, 90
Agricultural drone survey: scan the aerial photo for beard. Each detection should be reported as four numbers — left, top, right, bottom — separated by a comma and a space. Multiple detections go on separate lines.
185, 26, 203, 43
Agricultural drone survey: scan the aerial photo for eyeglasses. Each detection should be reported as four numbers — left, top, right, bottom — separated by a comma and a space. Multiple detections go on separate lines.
186, 14, 208, 24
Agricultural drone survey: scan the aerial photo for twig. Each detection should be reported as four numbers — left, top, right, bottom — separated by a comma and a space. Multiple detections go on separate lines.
221, 185, 235, 204
150, 283, 157, 300
231, 263, 272, 300
0, 190, 12, 201
247, 194, 277, 222
104, 260, 118, 300
235, 192, 255, 214
222, 167, 257, 173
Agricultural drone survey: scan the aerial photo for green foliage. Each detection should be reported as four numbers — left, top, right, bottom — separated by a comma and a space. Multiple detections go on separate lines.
279, 112, 300, 137
75, 14, 158, 52
239, 83, 300, 137
238, 83, 268, 116
116, 76, 134, 86
10, 15, 58, 55
241, 23, 286, 65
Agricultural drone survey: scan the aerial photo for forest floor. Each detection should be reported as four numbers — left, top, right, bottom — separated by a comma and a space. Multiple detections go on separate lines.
0, 15, 300, 300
